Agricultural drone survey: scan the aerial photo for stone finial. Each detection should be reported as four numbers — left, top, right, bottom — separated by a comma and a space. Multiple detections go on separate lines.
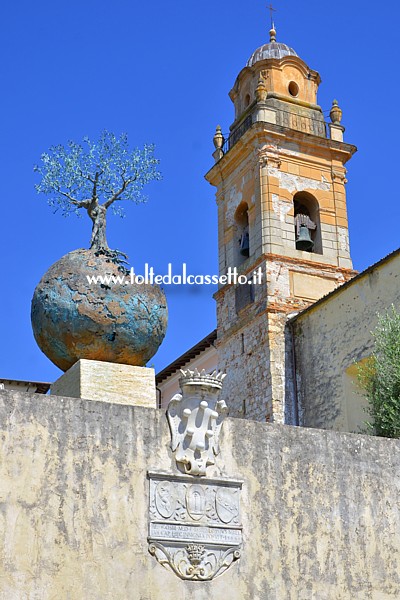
212, 126, 224, 163
213, 125, 224, 150
255, 74, 268, 103
167, 369, 228, 476
330, 99, 343, 125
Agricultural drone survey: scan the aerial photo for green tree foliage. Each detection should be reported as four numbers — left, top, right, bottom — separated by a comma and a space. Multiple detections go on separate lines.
34, 130, 161, 253
358, 306, 400, 438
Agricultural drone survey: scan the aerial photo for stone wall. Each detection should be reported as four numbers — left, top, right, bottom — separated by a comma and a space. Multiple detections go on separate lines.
0, 389, 399, 599
215, 250, 352, 425
216, 311, 273, 422
290, 249, 400, 432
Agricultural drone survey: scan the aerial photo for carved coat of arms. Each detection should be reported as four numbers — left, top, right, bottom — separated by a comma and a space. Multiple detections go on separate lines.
148, 368, 243, 581
166, 369, 228, 477
148, 473, 242, 581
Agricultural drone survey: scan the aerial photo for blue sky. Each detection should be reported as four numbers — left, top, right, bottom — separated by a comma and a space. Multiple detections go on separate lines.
1, 0, 399, 384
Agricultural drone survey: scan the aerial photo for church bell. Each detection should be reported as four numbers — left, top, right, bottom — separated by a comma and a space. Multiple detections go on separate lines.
296, 225, 314, 252
240, 231, 250, 257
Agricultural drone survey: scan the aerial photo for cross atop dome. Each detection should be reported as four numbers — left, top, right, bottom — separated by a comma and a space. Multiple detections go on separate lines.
267, 2, 277, 41
267, 2, 276, 26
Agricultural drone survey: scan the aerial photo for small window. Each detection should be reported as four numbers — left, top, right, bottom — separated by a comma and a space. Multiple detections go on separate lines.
244, 93, 251, 108
288, 81, 299, 97
234, 202, 250, 266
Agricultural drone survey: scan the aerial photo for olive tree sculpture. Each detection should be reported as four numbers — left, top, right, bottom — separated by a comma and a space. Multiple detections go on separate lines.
31, 131, 167, 372
34, 130, 161, 256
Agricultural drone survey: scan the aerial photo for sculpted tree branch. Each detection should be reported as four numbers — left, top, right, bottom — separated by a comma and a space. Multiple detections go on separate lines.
103, 177, 132, 209
34, 131, 161, 255
57, 190, 91, 208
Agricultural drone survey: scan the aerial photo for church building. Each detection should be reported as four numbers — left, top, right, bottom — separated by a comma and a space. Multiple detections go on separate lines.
0, 16, 399, 599
157, 24, 400, 433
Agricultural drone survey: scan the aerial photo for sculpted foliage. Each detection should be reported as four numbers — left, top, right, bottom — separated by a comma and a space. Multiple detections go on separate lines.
34, 130, 161, 254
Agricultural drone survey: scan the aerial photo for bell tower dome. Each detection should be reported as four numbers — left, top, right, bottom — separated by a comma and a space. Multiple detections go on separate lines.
206, 24, 357, 423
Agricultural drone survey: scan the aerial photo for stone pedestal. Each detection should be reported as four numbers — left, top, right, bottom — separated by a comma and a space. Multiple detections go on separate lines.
51, 359, 157, 407
254, 105, 277, 124
329, 122, 345, 142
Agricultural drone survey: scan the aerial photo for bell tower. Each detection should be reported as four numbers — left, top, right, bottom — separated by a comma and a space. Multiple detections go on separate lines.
205, 24, 357, 423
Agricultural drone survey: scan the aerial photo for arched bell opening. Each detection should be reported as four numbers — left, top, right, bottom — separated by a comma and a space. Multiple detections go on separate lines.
293, 192, 322, 254
234, 202, 250, 266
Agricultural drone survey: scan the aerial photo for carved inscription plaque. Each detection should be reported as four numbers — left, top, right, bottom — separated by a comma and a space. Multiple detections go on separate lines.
148, 472, 242, 581
149, 523, 242, 545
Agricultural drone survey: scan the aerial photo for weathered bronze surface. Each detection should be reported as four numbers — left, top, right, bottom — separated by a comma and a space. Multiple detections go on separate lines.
31, 248, 168, 371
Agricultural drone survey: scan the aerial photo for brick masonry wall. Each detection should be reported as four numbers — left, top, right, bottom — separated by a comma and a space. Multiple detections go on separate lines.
217, 314, 272, 421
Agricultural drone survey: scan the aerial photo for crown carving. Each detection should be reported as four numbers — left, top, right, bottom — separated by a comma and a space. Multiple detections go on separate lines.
186, 544, 206, 566
179, 368, 226, 389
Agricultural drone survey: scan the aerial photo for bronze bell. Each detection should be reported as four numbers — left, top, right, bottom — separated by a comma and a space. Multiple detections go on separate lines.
240, 232, 250, 257
296, 225, 314, 251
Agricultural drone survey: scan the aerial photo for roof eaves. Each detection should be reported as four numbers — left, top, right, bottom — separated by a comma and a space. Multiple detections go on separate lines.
156, 329, 217, 384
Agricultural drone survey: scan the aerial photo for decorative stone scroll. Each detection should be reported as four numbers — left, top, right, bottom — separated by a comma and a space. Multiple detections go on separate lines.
166, 369, 228, 477
148, 472, 242, 581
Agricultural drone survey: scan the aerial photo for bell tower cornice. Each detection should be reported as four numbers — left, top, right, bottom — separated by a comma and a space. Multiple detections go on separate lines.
205, 119, 357, 188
